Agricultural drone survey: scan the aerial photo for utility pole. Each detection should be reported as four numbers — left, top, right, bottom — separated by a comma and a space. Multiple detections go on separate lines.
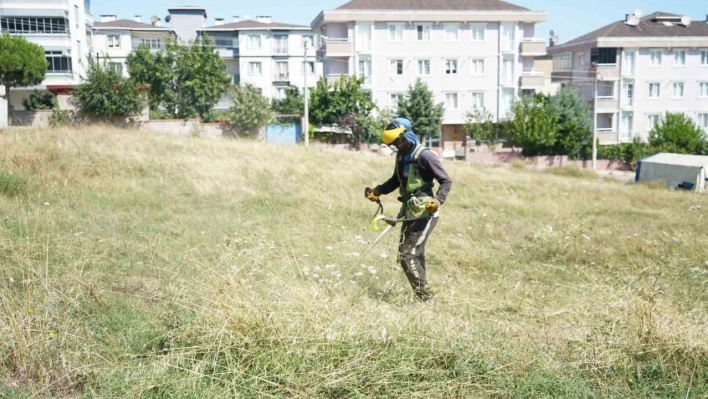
303, 41, 310, 147
592, 75, 599, 171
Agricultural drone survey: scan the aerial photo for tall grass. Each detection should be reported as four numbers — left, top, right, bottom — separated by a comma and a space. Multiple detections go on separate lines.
1, 126, 707, 398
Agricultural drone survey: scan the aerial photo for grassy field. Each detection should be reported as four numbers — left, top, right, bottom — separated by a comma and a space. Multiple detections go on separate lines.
1, 127, 707, 398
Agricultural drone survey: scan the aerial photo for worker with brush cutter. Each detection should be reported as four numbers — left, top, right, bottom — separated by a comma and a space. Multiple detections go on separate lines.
364, 118, 452, 302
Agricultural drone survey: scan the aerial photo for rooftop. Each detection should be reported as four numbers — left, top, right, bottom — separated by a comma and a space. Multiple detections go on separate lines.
556, 11, 708, 48
94, 19, 171, 30
336, 0, 529, 11
201, 20, 309, 31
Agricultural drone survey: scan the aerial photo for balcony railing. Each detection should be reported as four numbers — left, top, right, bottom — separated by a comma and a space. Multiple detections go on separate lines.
520, 39, 547, 56
318, 39, 352, 58
520, 71, 545, 88
274, 44, 288, 55
274, 72, 290, 82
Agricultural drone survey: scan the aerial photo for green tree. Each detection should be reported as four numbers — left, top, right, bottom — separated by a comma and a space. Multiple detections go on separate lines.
0, 33, 48, 125
72, 58, 145, 119
126, 45, 172, 110
272, 85, 304, 124
22, 89, 56, 110
649, 112, 707, 154
396, 79, 445, 140
227, 84, 272, 137
508, 94, 559, 156
550, 86, 592, 158
464, 107, 498, 152
126, 36, 231, 119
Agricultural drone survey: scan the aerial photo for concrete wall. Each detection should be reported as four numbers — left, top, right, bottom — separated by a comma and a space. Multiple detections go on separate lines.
0, 95, 7, 128
139, 120, 265, 139
466, 151, 632, 171
11, 110, 52, 127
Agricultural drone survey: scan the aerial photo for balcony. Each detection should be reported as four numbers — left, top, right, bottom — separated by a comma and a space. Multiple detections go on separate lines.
591, 63, 619, 79
520, 39, 547, 56
273, 44, 288, 56
318, 39, 352, 58
326, 74, 343, 86
273, 72, 290, 83
520, 71, 545, 88
232, 74, 240, 85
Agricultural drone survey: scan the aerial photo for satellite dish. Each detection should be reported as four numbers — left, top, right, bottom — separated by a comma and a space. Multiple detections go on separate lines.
549, 30, 555, 37
165, 15, 171, 23
633, 9, 642, 18
680, 16, 692, 26
150, 15, 159, 25
551, 35, 559, 45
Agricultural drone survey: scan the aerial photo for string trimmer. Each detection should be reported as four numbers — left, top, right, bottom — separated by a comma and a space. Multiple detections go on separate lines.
361, 199, 429, 258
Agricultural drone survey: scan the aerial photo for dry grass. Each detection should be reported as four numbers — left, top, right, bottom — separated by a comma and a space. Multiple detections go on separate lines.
1, 126, 707, 398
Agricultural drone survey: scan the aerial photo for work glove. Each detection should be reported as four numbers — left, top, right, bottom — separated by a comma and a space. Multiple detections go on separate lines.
365, 187, 380, 202
425, 199, 440, 214
383, 217, 398, 226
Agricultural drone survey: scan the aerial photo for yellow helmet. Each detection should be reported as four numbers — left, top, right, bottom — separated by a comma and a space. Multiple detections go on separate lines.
382, 120, 406, 145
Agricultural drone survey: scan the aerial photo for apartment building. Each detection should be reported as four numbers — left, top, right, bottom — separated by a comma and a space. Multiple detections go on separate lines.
1, 0, 93, 111
92, 15, 173, 76
311, 0, 548, 156
549, 11, 708, 144
197, 16, 321, 107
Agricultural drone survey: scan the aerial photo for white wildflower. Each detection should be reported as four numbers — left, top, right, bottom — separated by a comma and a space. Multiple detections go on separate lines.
314, 266, 321, 272
43, 202, 50, 206
325, 264, 337, 269
302, 267, 310, 276
354, 235, 363, 240
368, 266, 377, 275
302, 254, 309, 257
381, 327, 387, 341
380, 253, 389, 259
325, 246, 333, 251
582, 234, 591, 241
347, 252, 361, 257
354, 272, 364, 277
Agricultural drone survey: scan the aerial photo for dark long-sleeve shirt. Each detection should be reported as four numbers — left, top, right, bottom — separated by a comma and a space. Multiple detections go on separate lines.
375, 150, 452, 204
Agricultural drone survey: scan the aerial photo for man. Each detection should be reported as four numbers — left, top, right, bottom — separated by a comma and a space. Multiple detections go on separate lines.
364, 118, 452, 301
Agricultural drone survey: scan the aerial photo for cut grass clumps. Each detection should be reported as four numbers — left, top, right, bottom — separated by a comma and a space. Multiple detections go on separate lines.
542, 165, 598, 179
0, 170, 28, 197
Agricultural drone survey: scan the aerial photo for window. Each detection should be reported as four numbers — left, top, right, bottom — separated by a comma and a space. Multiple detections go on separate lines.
672, 82, 685, 99
74, 5, 79, 27
77, 40, 82, 65
1, 17, 68, 34
390, 59, 403, 76
84, 0, 90, 14
647, 114, 660, 131
275, 87, 286, 101
416, 24, 431, 41
388, 24, 403, 41
553, 53, 572, 71
390, 93, 403, 108
673, 50, 686, 66
576, 52, 585, 69
623, 83, 634, 106
621, 112, 634, 140
358, 59, 371, 83
445, 59, 457, 75
471, 59, 485, 75
302, 35, 313, 50
702, 50, 708, 66
445, 93, 458, 109
590, 48, 617, 64
470, 23, 486, 41
109, 62, 123, 74
417, 59, 430, 76
274, 61, 289, 80
45, 51, 72, 73
249, 62, 262, 75
107, 34, 120, 48
274, 35, 288, 55
444, 24, 459, 41
424, 133, 440, 148
700, 82, 708, 98
698, 114, 708, 131
215, 38, 236, 47
648, 83, 661, 99
247, 35, 261, 49
650, 50, 662, 66
303, 61, 315, 74
140, 38, 161, 49
471, 92, 485, 110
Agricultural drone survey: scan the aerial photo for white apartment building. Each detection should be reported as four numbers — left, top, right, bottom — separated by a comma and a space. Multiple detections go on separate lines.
312, 0, 548, 155
1, 0, 93, 112
92, 15, 173, 76
197, 16, 321, 107
549, 11, 708, 144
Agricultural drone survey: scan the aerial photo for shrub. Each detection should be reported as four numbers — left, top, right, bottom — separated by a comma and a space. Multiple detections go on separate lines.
48, 109, 70, 127
227, 85, 272, 136
201, 109, 230, 124
71, 58, 145, 120
649, 112, 707, 154
22, 89, 56, 110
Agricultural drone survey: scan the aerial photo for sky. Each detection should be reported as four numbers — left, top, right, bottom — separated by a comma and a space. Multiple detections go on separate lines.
92, 0, 708, 45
